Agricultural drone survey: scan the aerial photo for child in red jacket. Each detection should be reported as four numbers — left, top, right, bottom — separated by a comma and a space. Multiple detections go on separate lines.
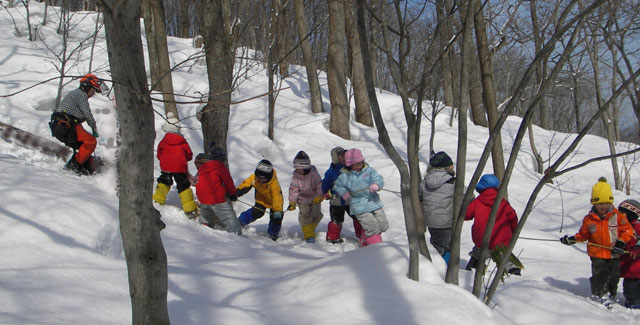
194, 146, 242, 235
152, 113, 198, 218
619, 199, 640, 308
464, 174, 520, 275
560, 177, 634, 303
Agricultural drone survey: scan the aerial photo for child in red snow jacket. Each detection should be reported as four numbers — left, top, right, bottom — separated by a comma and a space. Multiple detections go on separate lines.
464, 174, 520, 275
152, 113, 198, 217
287, 151, 324, 243
194, 146, 242, 235
619, 199, 640, 308
560, 177, 634, 302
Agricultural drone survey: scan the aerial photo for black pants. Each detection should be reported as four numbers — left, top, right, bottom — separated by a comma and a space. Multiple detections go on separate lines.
329, 205, 355, 224
157, 172, 190, 192
590, 257, 621, 297
623, 278, 640, 307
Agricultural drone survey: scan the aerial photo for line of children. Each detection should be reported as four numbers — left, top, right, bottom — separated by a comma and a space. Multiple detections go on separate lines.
152, 113, 198, 218
560, 177, 635, 305
333, 148, 389, 246
464, 174, 521, 275
236, 159, 285, 241
287, 151, 324, 243
323, 147, 364, 245
419, 151, 456, 264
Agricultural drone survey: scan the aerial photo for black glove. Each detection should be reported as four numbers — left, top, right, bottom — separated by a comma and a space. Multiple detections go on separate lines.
228, 194, 238, 202
612, 240, 626, 255
236, 187, 250, 197
560, 235, 576, 245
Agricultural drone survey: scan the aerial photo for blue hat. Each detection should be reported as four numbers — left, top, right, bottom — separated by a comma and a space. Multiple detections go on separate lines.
476, 174, 500, 192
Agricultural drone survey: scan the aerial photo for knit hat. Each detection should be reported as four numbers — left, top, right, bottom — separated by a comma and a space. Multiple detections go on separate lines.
476, 174, 500, 192
255, 159, 274, 180
619, 199, 640, 222
195, 153, 209, 169
429, 151, 453, 168
330, 146, 346, 165
344, 148, 365, 167
209, 145, 227, 162
293, 151, 311, 169
161, 112, 180, 133
590, 177, 613, 205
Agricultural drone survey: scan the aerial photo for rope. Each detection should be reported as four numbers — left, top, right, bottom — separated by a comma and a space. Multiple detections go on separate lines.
520, 236, 629, 253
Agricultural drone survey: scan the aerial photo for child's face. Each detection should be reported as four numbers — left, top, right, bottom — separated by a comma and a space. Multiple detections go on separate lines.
294, 168, 304, 175
351, 161, 364, 171
338, 153, 346, 165
255, 177, 267, 183
594, 203, 611, 215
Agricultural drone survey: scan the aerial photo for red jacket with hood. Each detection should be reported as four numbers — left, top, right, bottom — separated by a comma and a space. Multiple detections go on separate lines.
465, 188, 518, 249
195, 160, 237, 205
157, 132, 192, 173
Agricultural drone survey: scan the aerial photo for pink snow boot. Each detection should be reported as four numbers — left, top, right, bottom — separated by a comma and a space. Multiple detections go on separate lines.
364, 233, 383, 245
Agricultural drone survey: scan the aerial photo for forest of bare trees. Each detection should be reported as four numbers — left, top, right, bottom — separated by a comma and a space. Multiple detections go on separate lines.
13, 0, 640, 319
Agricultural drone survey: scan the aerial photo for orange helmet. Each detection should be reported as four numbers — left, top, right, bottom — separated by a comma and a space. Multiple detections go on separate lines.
79, 73, 103, 93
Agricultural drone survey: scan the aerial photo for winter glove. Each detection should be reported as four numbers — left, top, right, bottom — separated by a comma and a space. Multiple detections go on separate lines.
369, 184, 379, 193
323, 192, 332, 200
236, 187, 250, 197
630, 245, 640, 260
92, 129, 99, 138
312, 196, 324, 204
287, 202, 297, 211
273, 211, 283, 219
227, 194, 238, 202
560, 235, 576, 245
188, 173, 197, 186
342, 192, 351, 200
612, 240, 627, 255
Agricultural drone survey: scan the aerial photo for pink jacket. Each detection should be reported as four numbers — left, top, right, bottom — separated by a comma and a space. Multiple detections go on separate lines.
288, 166, 323, 204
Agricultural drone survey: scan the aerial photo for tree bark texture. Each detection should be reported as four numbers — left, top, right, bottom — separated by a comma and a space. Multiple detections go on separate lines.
100, 1, 169, 323
201, 0, 233, 152
344, 0, 373, 127
436, 0, 455, 108
142, 0, 178, 118
327, 0, 350, 139
292, 0, 324, 114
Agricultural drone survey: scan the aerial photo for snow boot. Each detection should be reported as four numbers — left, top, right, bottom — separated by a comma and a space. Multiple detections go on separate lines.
364, 233, 383, 245
65, 155, 88, 175
179, 188, 198, 216
353, 218, 364, 240
153, 183, 170, 205
267, 221, 281, 240
326, 221, 343, 243
305, 237, 316, 243
507, 267, 521, 276
239, 209, 255, 226
301, 224, 317, 242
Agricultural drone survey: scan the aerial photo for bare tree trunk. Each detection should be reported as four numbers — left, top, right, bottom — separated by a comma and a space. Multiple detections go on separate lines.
446, 0, 474, 285
292, 0, 323, 114
468, 63, 488, 127
277, 2, 290, 78
142, 0, 178, 118
201, 0, 233, 152
528, 0, 548, 173
327, 0, 350, 139
344, 0, 373, 127
100, 1, 169, 323
436, 0, 454, 108
473, 0, 505, 182
179, 0, 190, 38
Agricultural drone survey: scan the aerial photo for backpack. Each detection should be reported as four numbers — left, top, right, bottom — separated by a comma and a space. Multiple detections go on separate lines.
49, 112, 81, 149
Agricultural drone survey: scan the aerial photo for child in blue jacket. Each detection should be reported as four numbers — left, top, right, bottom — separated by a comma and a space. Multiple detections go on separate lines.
333, 148, 388, 246
323, 146, 364, 244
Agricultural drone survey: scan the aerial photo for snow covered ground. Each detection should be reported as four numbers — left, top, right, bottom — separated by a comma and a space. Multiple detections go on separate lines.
1, 3, 640, 324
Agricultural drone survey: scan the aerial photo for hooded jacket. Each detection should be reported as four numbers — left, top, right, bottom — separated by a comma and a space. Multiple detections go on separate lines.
333, 163, 384, 215
237, 170, 284, 212
289, 165, 323, 204
419, 168, 455, 228
573, 206, 634, 259
322, 163, 348, 206
195, 160, 237, 205
157, 132, 192, 173
465, 188, 518, 249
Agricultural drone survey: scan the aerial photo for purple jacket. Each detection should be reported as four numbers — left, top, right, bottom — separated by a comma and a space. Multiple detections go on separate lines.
288, 165, 323, 204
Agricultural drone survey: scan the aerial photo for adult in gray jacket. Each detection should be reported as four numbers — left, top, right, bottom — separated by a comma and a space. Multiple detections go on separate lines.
419, 151, 455, 264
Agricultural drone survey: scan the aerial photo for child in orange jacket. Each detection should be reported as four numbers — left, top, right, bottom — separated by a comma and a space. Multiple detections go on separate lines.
560, 177, 634, 303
